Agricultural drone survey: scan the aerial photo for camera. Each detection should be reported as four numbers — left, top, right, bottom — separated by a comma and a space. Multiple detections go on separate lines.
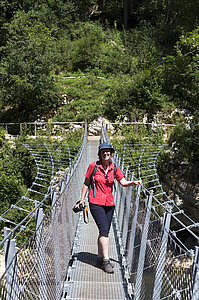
73, 201, 85, 213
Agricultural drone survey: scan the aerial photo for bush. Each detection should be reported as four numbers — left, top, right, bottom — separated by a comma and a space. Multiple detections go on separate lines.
104, 72, 166, 121
0, 173, 23, 213
54, 74, 108, 123
169, 113, 199, 164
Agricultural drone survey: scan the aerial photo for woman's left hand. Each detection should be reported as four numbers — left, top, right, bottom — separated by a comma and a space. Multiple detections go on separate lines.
120, 177, 142, 187
132, 180, 142, 185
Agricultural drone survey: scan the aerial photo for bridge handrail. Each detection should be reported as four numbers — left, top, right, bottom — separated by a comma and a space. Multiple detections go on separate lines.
0, 144, 78, 249
0, 123, 87, 299
101, 123, 199, 299
102, 122, 199, 241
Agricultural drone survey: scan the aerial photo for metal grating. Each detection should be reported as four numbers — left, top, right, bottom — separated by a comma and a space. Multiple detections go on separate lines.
62, 138, 130, 300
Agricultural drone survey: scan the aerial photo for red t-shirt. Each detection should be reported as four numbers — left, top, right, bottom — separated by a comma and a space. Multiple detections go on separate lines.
85, 160, 124, 206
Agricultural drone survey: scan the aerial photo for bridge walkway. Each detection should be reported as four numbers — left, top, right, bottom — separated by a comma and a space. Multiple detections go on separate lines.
62, 137, 129, 299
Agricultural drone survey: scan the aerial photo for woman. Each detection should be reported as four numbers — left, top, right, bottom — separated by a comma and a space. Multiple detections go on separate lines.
76, 142, 142, 273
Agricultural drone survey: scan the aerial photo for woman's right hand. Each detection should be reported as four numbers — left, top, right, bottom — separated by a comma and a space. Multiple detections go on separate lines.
76, 200, 85, 209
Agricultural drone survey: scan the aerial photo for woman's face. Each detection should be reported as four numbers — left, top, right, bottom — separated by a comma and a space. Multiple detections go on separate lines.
100, 149, 111, 162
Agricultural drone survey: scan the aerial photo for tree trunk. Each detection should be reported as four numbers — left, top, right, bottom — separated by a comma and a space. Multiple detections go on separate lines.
124, 0, 128, 29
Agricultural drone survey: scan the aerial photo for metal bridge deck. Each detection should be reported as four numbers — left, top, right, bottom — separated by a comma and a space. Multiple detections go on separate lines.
62, 137, 129, 300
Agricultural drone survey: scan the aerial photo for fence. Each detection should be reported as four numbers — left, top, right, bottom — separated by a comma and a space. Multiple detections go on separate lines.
0, 124, 88, 299
0, 122, 198, 299
0, 122, 84, 136
102, 124, 199, 300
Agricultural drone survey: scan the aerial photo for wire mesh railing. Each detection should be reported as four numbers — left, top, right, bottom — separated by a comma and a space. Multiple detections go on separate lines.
101, 123, 199, 300
1, 121, 198, 299
0, 124, 88, 299
0, 142, 80, 247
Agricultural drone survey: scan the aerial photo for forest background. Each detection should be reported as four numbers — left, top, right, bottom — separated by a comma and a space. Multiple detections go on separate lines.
0, 0, 199, 233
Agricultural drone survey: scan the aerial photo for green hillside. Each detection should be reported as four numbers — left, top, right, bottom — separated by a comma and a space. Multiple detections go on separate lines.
0, 1, 199, 224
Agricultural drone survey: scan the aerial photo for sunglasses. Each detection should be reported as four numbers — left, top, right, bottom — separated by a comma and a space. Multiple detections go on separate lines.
101, 150, 111, 154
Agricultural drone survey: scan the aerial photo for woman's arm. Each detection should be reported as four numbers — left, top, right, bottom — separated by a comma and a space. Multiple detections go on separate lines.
119, 177, 142, 187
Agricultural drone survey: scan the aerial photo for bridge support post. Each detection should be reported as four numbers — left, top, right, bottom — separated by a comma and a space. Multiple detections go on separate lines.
123, 173, 134, 249
134, 191, 153, 300
4, 227, 12, 253
127, 184, 141, 269
51, 191, 62, 300
5, 237, 19, 300
36, 207, 47, 300
152, 212, 171, 300
118, 167, 128, 232
191, 246, 199, 300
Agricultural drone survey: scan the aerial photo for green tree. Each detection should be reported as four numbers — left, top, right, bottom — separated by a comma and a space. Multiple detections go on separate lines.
34, 0, 78, 36
127, 0, 199, 43
0, 10, 59, 121
163, 27, 199, 111
69, 22, 106, 71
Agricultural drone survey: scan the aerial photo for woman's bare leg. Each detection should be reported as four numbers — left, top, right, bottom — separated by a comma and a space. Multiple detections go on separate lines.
98, 234, 109, 259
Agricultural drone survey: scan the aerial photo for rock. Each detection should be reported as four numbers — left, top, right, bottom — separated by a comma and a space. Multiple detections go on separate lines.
88, 117, 115, 136
69, 124, 83, 132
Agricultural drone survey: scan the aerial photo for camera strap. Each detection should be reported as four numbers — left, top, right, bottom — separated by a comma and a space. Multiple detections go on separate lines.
83, 205, 89, 224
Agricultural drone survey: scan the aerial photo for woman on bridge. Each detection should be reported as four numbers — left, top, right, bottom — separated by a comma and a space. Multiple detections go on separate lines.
76, 142, 142, 274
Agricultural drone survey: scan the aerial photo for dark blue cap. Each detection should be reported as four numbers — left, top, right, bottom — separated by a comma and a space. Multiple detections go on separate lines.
98, 142, 115, 155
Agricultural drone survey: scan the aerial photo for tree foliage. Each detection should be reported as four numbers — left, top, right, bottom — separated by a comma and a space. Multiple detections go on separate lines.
0, 10, 60, 121
1, 0, 199, 121
0, 128, 36, 222
0, 0, 199, 216
169, 113, 199, 165
163, 27, 199, 111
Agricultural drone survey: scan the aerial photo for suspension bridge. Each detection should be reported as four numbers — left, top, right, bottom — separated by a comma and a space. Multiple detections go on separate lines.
0, 122, 198, 299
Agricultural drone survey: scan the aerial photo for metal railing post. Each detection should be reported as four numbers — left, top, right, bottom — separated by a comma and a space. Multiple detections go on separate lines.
192, 246, 199, 300
118, 167, 128, 232
4, 227, 12, 254
152, 212, 171, 300
116, 159, 124, 217
127, 184, 141, 268
5, 238, 19, 300
51, 191, 62, 299
36, 207, 47, 300
134, 191, 153, 300
113, 153, 119, 198
123, 173, 134, 249
67, 144, 71, 171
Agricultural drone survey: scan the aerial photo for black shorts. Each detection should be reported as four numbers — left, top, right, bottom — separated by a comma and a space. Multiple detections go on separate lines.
89, 202, 115, 235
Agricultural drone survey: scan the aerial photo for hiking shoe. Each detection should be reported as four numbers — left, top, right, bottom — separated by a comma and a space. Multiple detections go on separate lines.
102, 259, 114, 273
96, 257, 114, 268
96, 257, 103, 267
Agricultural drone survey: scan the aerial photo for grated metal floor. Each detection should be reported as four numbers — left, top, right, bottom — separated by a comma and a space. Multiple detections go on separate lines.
62, 138, 129, 300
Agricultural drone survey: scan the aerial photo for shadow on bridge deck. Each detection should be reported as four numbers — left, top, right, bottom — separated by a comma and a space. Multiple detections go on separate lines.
62, 137, 129, 299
